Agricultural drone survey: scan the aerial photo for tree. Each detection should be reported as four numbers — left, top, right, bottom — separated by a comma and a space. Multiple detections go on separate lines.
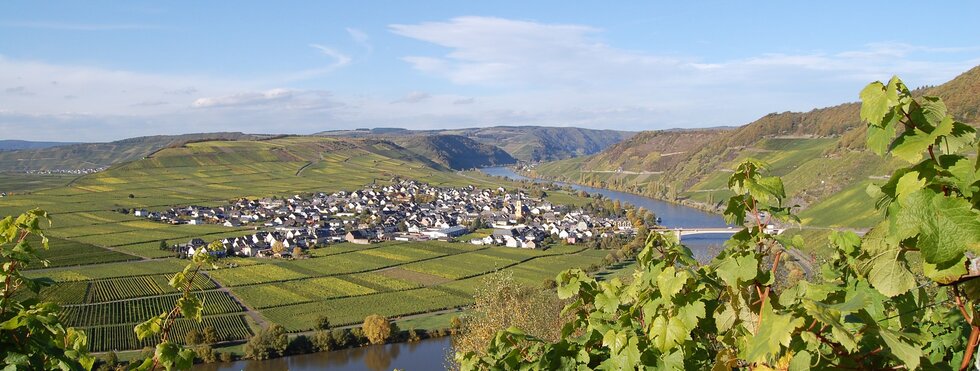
0, 209, 95, 370
457, 76, 979, 370
312, 330, 334, 352
100, 351, 118, 368
194, 344, 216, 363
202, 326, 219, 344
362, 315, 392, 345
159, 240, 168, 250
316, 315, 331, 330
330, 329, 351, 348
243, 325, 289, 360
184, 329, 202, 345
271, 240, 285, 255
292, 246, 303, 258
287, 335, 314, 355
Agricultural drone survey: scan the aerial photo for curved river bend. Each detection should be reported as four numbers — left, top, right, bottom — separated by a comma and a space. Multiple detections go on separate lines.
198, 167, 732, 370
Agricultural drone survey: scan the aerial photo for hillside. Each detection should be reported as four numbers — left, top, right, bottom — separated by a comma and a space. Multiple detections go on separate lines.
0, 140, 79, 151
319, 125, 634, 162
391, 134, 517, 169
0, 132, 261, 171
531, 65, 980, 229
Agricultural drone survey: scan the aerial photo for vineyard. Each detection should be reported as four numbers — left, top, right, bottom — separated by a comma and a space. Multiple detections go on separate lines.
61, 291, 243, 327
84, 315, 253, 352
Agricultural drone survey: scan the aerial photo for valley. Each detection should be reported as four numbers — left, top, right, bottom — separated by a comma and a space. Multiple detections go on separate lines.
3, 135, 629, 355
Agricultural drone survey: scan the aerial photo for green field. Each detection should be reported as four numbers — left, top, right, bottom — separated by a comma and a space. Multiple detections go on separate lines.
0, 173, 75, 193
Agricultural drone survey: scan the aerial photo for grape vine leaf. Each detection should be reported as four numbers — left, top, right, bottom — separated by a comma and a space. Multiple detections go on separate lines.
742, 302, 804, 363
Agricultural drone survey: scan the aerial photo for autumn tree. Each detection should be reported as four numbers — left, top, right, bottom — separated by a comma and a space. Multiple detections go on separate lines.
362, 315, 392, 345
271, 240, 285, 255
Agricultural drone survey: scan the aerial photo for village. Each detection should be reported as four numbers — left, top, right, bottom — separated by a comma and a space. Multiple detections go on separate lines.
131, 179, 638, 259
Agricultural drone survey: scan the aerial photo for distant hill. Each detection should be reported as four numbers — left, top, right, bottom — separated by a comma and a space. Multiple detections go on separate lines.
320, 126, 634, 162
531, 65, 980, 229
0, 132, 261, 171
391, 135, 517, 169
0, 140, 79, 151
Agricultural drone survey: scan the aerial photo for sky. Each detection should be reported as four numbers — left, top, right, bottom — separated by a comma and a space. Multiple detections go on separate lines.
2, 1, 980, 142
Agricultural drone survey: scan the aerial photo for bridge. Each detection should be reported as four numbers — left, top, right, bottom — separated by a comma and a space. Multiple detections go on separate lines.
655, 227, 786, 240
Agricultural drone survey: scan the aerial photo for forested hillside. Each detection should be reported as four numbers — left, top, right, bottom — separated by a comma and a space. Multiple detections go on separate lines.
391, 134, 517, 169
320, 125, 634, 163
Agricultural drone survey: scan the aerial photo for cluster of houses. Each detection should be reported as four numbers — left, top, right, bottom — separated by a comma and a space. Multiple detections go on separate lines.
141, 179, 636, 259
24, 168, 106, 175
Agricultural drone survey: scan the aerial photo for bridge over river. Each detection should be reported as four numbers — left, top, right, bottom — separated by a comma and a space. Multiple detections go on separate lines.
655, 227, 786, 240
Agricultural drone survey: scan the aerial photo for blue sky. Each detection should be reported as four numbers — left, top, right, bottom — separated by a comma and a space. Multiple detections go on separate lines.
2, 1, 979, 141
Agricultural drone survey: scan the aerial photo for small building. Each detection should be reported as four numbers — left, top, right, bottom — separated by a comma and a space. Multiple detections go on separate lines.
346, 230, 373, 244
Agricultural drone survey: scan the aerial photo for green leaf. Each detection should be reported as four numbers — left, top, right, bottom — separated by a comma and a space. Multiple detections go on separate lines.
912, 96, 948, 127
866, 110, 898, 155
594, 291, 620, 314
656, 266, 688, 299
177, 295, 203, 322
906, 191, 980, 268
879, 328, 922, 369
867, 250, 916, 298
676, 301, 706, 329
714, 254, 757, 287
788, 350, 812, 371
860, 81, 890, 125
943, 121, 977, 154
891, 128, 936, 163
742, 302, 804, 363
894, 171, 925, 204
922, 255, 968, 285
134, 313, 164, 341
649, 316, 689, 353
947, 156, 979, 197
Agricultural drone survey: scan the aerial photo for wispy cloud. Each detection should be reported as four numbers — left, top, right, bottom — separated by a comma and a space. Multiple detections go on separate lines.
0, 21, 159, 31
309, 44, 352, 69
346, 28, 373, 53
192, 89, 341, 111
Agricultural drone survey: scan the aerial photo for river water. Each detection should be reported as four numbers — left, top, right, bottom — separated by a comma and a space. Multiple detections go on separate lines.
195, 337, 452, 371
201, 167, 733, 370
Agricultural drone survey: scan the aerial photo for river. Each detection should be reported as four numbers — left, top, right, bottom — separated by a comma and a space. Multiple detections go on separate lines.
202, 167, 733, 370
479, 167, 733, 261
195, 337, 452, 371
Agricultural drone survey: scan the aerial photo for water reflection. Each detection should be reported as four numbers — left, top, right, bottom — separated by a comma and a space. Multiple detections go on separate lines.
194, 337, 451, 371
